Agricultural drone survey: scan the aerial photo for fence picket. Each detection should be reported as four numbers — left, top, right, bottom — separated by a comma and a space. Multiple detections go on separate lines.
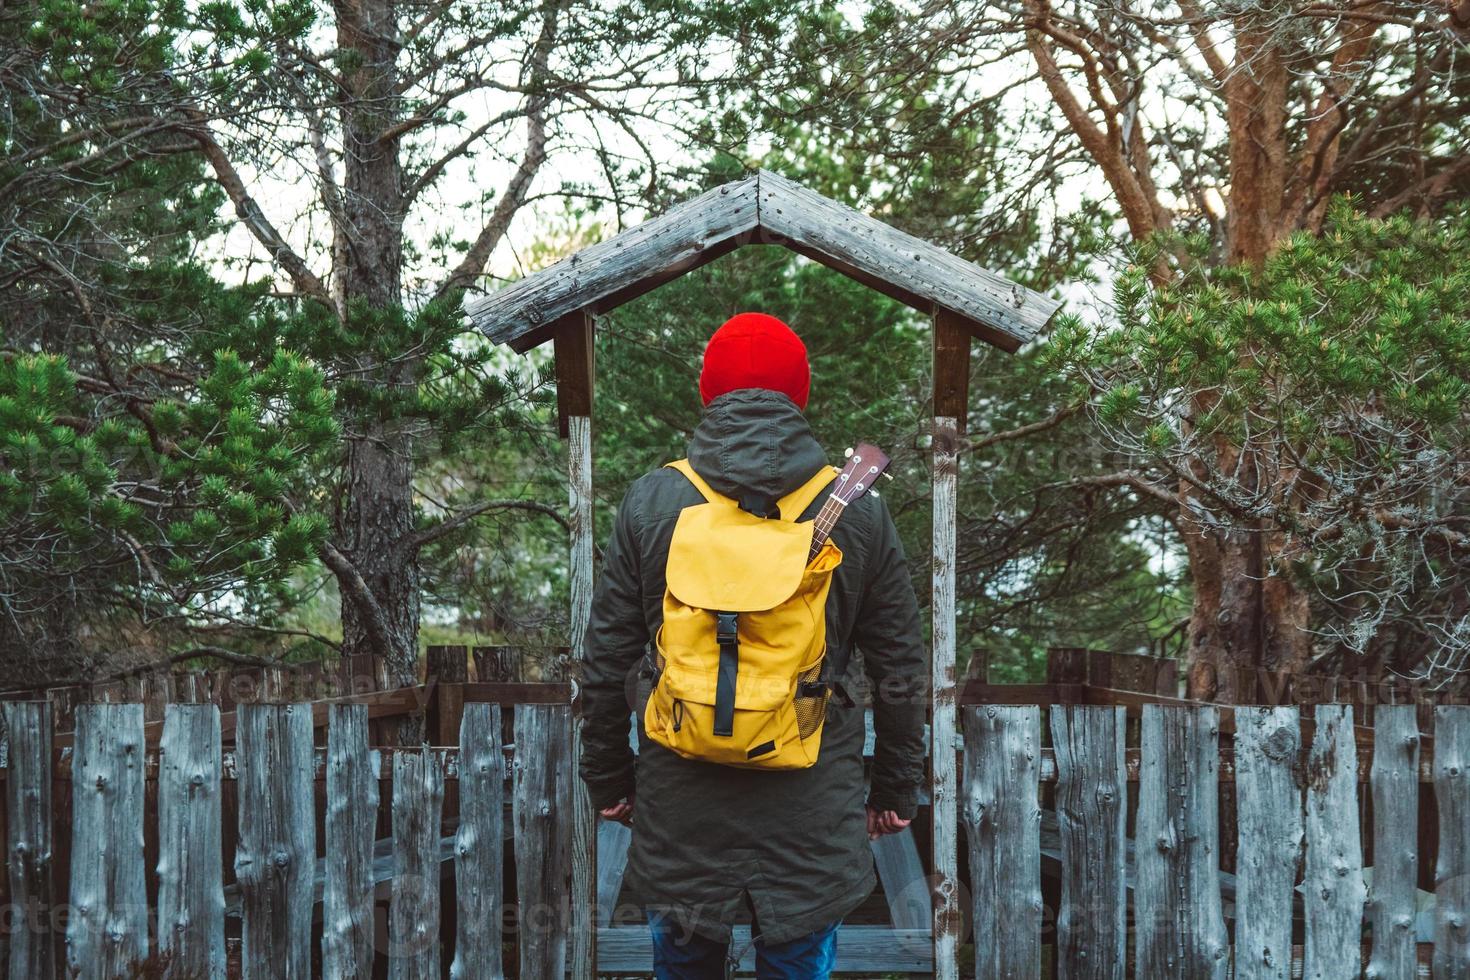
451, 703, 504, 978
323, 704, 379, 978
962, 704, 1041, 978
1234, 706, 1302, 980
1135, 705, 1227, 979
1303, 704, 1366, 979
156, 703, 225, 978
1367, 704, 1420, 980
235, 703, 315, 979
67, 702, 148, 978
3, 701, 55, 980
390, 749, 444, 979
1050, 705, 1126, 980
1435, 706, 1470, 978
514, 703, 572, 978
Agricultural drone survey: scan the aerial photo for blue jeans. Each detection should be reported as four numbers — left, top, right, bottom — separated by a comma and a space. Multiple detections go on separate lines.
648, 911, 839, 979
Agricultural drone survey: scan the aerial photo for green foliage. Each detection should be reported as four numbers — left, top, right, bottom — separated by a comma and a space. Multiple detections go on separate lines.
1083, 202, 1470, 466
0, 343, 336, 598
1067, 201, 1470, 667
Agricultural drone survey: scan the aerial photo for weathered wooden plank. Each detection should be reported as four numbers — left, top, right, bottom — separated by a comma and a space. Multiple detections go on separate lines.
568, 411, 596, 979
1303, 704, 1366, 980
465, 175, 760, 349
156, 703, 225, 979
962, 705, 1041, 978
514, 703, 572, 977
1367, 704, 1420, 980
451, 703, 504, 979
758, 170, 1059, 349
595, 926, 934, 973
1435, 706, 1470, 978
931, 415, 961, 979
390, 749, 444, 979
1134, 705, 1228, 979
3, 701, 55, 980
323, 704, 379, 978
67, 702, 149, 978
870, 828, 929, 930
1050, 705, 1126, 980
594, 819, 632, 928
235, 703, 315, 979
1234, 707, 1303, 980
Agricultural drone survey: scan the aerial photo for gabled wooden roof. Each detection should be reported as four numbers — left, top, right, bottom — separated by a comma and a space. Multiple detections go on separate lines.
464, 169, 1060, 353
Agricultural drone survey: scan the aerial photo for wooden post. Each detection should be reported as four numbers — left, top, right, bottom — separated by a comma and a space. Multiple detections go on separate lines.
157, 703, 226, 978
67, 703, 149, 979
235, 704, 315, 979
931, 309, 969, 976
553, 310, 594, 439
559, 306, 597, 979
1368, 705, 1420, 979
1234, 707, 1302, 980
323, 704, 379, 978
3, 701, 55, 979
473, 645, 521, 683
451, 703, 505, 979
931, 413, 960, 978
932, 309, 972, 432
426, 644, 468, 746
389, 749, 444, 979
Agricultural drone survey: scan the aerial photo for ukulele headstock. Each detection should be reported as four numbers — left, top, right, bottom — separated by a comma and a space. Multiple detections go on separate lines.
832, 443, 891, 505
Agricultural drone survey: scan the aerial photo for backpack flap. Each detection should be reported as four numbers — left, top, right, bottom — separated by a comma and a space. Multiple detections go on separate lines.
664, 503, 813, 612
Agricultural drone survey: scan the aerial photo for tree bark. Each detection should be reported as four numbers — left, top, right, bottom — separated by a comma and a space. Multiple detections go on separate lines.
332, 0, 423, 727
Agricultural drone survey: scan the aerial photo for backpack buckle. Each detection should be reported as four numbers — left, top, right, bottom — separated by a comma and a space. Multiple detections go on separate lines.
715, 612, 739, 645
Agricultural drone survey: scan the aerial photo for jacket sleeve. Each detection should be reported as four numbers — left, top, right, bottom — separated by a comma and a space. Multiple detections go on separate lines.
851, 497, 929, 820
578, 484, 649, 810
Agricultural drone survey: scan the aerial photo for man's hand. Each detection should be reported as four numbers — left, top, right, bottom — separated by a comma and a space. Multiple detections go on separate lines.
865, 804, 911, 840
599, 794, 634, 826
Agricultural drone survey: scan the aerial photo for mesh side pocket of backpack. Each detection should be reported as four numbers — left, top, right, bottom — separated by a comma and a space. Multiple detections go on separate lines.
793, 661, 829, 740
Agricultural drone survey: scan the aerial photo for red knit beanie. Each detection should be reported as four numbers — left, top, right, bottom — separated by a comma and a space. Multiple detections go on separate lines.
698, 312, 810, 409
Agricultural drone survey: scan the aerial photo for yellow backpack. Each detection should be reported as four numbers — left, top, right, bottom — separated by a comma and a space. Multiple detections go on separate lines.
644, 459, 842, 769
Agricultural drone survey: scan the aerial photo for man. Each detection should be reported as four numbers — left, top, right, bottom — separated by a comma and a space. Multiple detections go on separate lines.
580, 312, 928, 979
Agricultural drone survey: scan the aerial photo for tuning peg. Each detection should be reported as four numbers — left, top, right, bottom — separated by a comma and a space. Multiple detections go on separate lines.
844, 447, 854, 458
882, 472, 894, 482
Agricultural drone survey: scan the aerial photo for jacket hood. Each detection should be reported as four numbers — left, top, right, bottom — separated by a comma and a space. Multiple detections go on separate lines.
686, 389, 829, 508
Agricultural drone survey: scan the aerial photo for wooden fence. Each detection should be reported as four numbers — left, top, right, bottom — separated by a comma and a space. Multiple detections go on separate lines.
2, 694, 1465, 977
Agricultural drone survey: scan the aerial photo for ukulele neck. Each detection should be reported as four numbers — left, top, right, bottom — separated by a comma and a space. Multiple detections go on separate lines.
808, 495, 847, 561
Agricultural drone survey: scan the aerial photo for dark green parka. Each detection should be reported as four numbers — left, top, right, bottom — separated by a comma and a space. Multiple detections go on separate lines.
579, 389, 928, 944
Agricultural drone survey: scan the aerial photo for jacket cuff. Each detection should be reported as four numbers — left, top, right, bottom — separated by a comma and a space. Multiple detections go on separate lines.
582, 769, 635, 811
867, 784, 918, 821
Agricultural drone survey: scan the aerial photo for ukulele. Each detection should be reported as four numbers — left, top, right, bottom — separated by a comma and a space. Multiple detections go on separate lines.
808, 442, 892, 562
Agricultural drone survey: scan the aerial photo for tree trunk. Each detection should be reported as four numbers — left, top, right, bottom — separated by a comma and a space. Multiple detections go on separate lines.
1181, 510, 1259, 703
1181, 20, 1312, 701
332, 0, 423, 727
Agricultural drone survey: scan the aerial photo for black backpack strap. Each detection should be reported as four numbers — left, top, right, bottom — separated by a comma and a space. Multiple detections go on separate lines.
713, 611, 739, 738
